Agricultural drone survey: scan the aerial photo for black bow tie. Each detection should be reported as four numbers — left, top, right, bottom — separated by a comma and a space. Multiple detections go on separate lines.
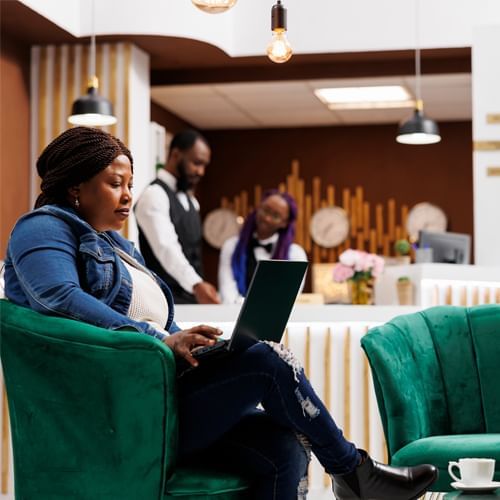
251, 238, 273, 253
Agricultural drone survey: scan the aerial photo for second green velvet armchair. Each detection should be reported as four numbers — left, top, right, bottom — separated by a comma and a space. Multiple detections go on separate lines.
361, 304, 500, 492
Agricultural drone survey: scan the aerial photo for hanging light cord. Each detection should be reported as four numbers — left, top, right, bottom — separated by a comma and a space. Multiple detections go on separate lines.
414, 0, 422, 108
89, 0, 97, 87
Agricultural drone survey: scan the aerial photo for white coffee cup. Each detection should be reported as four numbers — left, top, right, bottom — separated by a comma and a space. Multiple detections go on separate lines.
448, 458, 495, 486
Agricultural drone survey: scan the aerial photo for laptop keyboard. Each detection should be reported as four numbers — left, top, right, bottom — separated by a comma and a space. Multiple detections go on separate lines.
192, 339, 229, 357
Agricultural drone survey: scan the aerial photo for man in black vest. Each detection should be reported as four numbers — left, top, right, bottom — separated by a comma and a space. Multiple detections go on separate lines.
135, 130, 220, 304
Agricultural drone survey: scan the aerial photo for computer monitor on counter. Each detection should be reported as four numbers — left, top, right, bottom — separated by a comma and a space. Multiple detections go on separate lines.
418, 230, 471, 264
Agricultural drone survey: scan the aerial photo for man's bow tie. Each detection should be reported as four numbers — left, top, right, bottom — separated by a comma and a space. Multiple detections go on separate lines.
251, 238, 273, 253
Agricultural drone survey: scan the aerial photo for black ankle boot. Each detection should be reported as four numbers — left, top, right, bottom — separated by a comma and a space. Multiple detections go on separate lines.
332, 451, 438, 499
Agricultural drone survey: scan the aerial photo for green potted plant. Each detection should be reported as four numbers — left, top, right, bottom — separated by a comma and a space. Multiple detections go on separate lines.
394, 239, 412, 265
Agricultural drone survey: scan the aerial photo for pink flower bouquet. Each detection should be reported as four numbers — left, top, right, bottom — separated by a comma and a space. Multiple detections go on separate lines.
332, 249, 385, 283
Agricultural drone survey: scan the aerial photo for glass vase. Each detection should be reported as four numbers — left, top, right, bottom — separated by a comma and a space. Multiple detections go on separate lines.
349, 278, 374, 305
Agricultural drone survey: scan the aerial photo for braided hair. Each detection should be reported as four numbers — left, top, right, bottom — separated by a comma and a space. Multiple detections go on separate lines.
231, 189, 298, 296
35, 127, 133, 209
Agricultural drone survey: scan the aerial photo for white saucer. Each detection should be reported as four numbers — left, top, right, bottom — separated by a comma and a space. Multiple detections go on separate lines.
451, 480, 500, 492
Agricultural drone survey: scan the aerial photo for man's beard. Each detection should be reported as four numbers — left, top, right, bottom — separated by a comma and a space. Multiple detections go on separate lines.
176, 159, 197, 192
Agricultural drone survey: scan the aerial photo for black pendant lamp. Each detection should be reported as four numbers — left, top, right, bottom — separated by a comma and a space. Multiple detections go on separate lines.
396, 0, 440, 145
68, 1, 117, 127
68, 73, 117, 127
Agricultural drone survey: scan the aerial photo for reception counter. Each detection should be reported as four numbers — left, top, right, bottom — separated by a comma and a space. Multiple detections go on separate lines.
375, 263, 500, 307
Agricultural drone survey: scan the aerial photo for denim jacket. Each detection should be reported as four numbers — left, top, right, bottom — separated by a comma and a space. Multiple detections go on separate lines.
4, 205, 180, 339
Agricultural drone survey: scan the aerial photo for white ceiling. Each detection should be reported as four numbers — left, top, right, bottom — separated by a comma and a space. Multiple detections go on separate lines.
151, 73, 471, 129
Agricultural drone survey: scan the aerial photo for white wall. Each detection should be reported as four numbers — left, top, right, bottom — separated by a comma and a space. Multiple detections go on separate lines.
126, 45, 152, 245
18, 0, 500, 56
472, 25, 500, 265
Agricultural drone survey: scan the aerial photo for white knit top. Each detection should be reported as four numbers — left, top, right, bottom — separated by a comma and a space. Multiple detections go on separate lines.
114, 247, 169, 334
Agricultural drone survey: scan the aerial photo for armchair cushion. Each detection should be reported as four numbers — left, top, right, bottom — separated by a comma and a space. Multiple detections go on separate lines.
392, 434, 500, 490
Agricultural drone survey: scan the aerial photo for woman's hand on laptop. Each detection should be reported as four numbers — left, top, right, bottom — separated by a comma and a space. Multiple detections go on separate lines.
163, 325, 222, 367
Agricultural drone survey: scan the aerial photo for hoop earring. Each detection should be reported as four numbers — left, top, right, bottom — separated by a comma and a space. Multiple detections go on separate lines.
74, 197, 80, 209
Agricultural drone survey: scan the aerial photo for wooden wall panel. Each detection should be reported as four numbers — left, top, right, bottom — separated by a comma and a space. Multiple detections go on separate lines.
197, 123, 473, 286
0, 37, 30, 256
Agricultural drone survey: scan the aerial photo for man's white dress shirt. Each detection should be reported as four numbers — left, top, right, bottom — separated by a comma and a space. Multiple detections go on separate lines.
134, 169, 202, 295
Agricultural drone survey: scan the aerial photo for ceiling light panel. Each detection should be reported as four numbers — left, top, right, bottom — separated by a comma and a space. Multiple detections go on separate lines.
314, 85, 414, 110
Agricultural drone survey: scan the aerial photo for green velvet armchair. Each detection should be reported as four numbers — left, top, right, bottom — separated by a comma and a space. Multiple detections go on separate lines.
0, 299, 250, 499
361, 304, 500, 492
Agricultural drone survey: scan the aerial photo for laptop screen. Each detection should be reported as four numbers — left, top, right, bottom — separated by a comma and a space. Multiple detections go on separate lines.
229, 260, 308, 351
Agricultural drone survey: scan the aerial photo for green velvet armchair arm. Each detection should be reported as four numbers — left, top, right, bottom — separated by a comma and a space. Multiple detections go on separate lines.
0, 298, 179, 499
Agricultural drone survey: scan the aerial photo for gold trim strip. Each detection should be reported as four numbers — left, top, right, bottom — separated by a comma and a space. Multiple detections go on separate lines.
323, 326, 332, 488
66, 45, 75, 125
343, 327, 351, 440
472, 286, 479, 305
108, 44, 117, 138
487, 167, 500, 176
324, 327, 331, 411
445, 285, 452, 305
362, 327, 370, 452
38, 46, 47, 156
474, 141, 500, 151
486, 114, 500, 124
1, 385, 10, 494
283, 327, 289, 348
53, 45, 62, 138
304, 326, 310, 379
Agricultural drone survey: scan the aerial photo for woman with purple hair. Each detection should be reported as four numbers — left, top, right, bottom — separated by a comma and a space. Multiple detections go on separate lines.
219, 190, 308, 304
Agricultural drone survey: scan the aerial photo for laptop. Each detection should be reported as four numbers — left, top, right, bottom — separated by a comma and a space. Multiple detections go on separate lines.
177, 260, 308, 375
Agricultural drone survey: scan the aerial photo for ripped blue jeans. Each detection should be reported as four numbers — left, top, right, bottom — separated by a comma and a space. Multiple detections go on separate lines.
177, 342, 359, 499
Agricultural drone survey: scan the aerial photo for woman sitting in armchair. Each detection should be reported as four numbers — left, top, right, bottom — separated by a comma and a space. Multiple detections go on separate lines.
4, 126, 437, 500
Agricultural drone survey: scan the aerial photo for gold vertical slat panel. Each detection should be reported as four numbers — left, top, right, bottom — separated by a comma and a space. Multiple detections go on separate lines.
108, 43, 118, 138
304, 327, 311, 379
363, 202, 370, 239
445, 285, 452, 305
375, 204, 383, 247
38, 46, 48, 155
312, 177, 321, 212
472, 287, 479, 305
326, 185, 335, 205
323, 328, 332, 490
369, 229, 377, 254
363, 352, 370, 452
52, 45, 62, 139
66, 44, 76, 125
296, 178, 305, 246
350, 197, 357, 238
342, 188, 350, 213
401, 205, 409, 239
355, 186, 364, 231
304, 194, 312, 253
343, 327, 351, 440
387, 198, 396, 240
460, 286, 467, 306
